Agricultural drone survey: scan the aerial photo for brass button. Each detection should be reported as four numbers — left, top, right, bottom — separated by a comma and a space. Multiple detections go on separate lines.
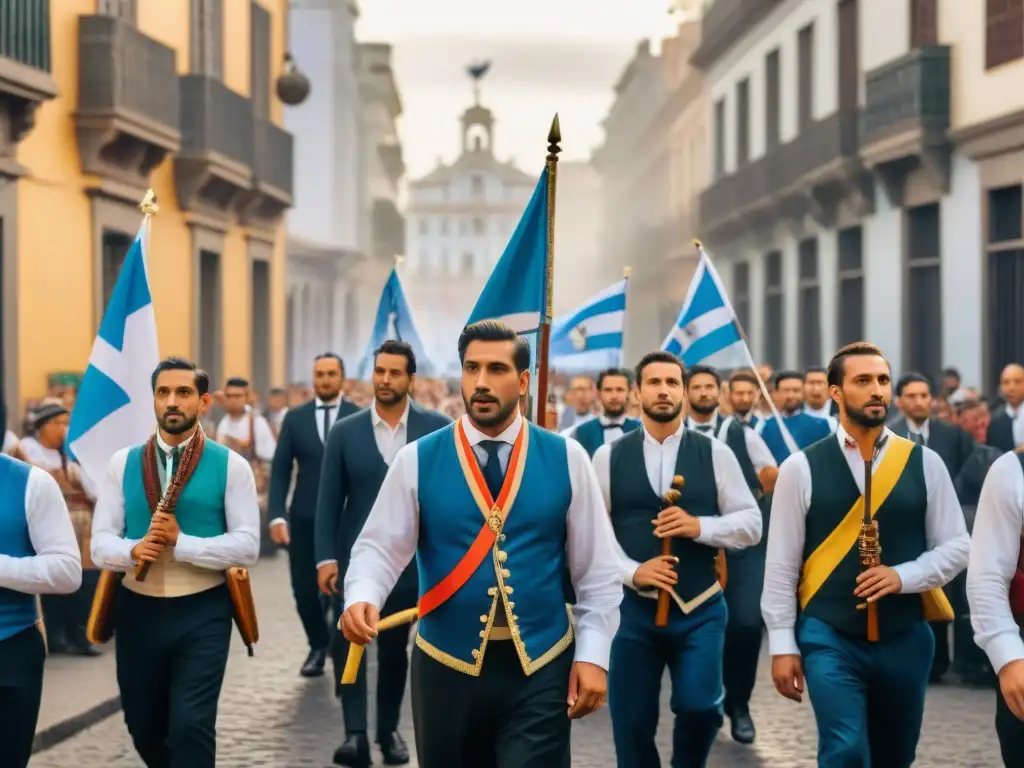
508, 602, 515, 610
487, 587, 497, 596
502, 569, 510, 578
504, 586, 513, 595
512, 615, 519, 622
498, 533, 506, 542
497, 550, 508, 563
472, 649, 481, 659
479, 614, 488, 623
480, 630, 487, 638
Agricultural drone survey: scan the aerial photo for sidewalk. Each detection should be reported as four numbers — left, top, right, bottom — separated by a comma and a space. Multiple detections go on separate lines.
33, 645, 122, 753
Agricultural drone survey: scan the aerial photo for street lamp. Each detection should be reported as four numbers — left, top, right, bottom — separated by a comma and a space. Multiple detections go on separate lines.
276, 52, 311, 106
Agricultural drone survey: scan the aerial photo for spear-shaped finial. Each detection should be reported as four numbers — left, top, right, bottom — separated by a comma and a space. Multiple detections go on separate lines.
623, 265, 633, 279
693, 238, 703, 250
395, 254, 404, 270
547, 114, 561, 164
139, 188, 159, 216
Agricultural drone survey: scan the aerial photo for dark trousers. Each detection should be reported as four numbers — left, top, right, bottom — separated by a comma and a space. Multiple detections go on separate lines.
114, 584, 233, 768
722, 545, 765, 715
42, 568, 100, 648
798, 616, 933, 767
0, 624, 46, 768
332, 590, 413, 737
996, 688, 1024, 767
289, 516, 330, 651
411, 638, 573, 768
609, 589, 727, 768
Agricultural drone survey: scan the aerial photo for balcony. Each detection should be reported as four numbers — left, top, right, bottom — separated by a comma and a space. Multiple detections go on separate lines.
76, 15, 180, 201
240, 118, 294, 230
691, 0, 782, 70
0, 0, 59, 177
174, 74, 253, 226
860, 45, 951, 207
372, 198, 405, 260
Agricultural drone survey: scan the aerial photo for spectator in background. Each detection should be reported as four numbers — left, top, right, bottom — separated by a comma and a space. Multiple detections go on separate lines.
557, 374, 596, 431
988, 363, 1024, 452
959, 399, 992, 445
940, 367, 968, 402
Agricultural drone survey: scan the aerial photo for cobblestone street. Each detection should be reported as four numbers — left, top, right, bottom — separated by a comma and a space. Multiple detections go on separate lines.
33, 553, 1004, 767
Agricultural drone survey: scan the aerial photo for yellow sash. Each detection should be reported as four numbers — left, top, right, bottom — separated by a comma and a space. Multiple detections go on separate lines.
798, 437, 953, 622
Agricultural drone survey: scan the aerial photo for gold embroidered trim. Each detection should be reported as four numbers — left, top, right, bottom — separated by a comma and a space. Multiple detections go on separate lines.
453, 418, 530, 525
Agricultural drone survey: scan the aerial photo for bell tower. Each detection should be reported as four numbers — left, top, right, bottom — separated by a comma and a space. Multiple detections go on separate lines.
461, 60, 495, 155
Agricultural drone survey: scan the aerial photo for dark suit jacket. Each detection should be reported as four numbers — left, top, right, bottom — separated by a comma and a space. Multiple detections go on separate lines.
888, 416, 975, 481
268, 398, 361, 524
986, 405, 1017, 452
314, 401, 451, 606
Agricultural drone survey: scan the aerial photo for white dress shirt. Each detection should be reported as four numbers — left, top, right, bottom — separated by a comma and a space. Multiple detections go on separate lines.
91, 430, 261, 572
344, 412, 624, 670
904, 417, 931, 445
1005, 403, 1024, 448
2, 430, 19, 454
216, 408, 277, 461
593, 421, 763, 587
761, 425, 970, 657
563, 413, 631, 447
0, 465, 82, 595
804, 403, 838, 433
370, 399, 411, 465
315, 397, 344, 443
685, 413, 777, 472
967, 451, 1024, 673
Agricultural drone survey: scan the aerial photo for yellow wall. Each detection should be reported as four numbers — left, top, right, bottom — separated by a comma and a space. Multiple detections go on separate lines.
13, 0, 289, 408
941, 0, 1024, 131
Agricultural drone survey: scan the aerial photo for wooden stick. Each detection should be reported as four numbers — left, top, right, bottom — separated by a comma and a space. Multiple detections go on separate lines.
655, 475, 684, 627
858, 440, 882, 642
533, 115, 561, 425
340, 608, 419, 684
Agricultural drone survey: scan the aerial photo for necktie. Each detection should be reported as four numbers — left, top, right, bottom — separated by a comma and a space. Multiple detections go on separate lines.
319, 405, 334, 442
479, 440, 506, 500
696, 424, 713, 434
910, 431, 924, 446
158, 446, 181, 493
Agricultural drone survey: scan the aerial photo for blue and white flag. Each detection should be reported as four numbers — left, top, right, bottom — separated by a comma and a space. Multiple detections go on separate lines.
549, 278, 628, 372
466, 168, 549, 334
67, 216, 160, 488
356, 267, 433, 379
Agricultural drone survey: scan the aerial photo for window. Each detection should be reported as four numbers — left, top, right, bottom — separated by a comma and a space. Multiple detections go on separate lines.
101, 230, 134, 313
713, 98, 726, 179
250, 258, 270, 396
765, 49, 780, 150
249, 1, 271, 120
986, 184, 1024, 391
764, 251, 784, 367
986, 0, 1023, 70
472, 217, 486, 235
461, 252, 475, 274
418, 219, 429, 235
190, 0, 224, 78
905, 203, 942, 381
837, 0, 859, 112
837, 226, 864, 345
910, 0, 938, 47
733, 262, 751, 333
98, 0, 136, 22
797, 23, 815, 131
735, 79, 750, 168
440, 218, 449, 236
198, 250, 223, 388
798, 238, 821, 368
471, 175, 484, 198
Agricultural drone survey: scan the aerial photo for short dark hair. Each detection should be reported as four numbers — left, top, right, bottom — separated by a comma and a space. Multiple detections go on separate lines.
804, 365, 827, 379
374, 339, 417, 375
597, 367, 632, 390
314, 353, 345, 374
826, 342, 888, 387
634, 350, 684, 387
730, 369, 759, 387
941, 367, 961, 380
225, 376, 249, 389
269, 387, 286, 396
151, 357, 210, 396
774, 370, 803, 389
895, 372, 932, 397
458, 320, 531, 372
684, 364, 721, 388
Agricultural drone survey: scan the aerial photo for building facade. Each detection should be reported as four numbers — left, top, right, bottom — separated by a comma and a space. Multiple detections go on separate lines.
0, 0, 294, 422
404, 92, 537, 373
695, 0, 1022, 390
551, 161, 604, 316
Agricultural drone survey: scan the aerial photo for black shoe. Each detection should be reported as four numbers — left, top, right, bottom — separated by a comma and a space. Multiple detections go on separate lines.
378, 731, 409, 765
333, 733, 371, 767
729, 707, 756, 745
300, 648, 328, 678
66, 641, 102, 657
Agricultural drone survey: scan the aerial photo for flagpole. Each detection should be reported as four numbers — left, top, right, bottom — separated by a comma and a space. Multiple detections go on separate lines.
619, 265, 631, 368
534, 114, 561, 426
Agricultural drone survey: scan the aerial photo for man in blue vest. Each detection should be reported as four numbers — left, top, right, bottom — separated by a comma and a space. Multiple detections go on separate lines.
0, 452, 82, 768
757, 370, 832, 464
91, 356, 261, 768
592, 351, 762, 767
340, 320, 623, 768
727, 369, 766, 430
565, 367, 641, 457
762, 342, 970, 767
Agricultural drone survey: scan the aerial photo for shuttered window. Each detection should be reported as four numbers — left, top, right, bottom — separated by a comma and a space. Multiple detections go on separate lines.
910, 0, 938, 47
250, 1, 271, 120
905, 204, 942, 382
986, 0, 1024, 70
837, 226, 864, 346
798, 238, 821, 368
764, 251, 784, 367
190, 0, 224, 79
987, 185, 1024, 392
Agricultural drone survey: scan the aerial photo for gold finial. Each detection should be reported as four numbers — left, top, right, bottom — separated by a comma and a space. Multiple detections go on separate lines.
623, 265, 633, 279
546, 114, 562, 163
395, 254, 404, 269
139, 189, 159, 216
692, 238, 703, 249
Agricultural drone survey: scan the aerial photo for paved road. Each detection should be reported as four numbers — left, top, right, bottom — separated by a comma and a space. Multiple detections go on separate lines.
33, 555, 1004, 767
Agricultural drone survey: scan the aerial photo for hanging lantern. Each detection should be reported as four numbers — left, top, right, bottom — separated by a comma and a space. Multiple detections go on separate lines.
276, 52, 311, 106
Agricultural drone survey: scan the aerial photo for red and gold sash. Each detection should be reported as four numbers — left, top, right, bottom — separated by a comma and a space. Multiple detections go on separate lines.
417, 420, 528, 618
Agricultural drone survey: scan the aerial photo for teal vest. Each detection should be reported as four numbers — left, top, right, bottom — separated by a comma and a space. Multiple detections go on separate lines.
0, 455, 36, 642
801, 438, 927, 639
123, 440, 230, 539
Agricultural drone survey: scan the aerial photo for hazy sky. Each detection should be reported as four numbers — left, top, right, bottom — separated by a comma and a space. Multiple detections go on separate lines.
356, 0, 676, 180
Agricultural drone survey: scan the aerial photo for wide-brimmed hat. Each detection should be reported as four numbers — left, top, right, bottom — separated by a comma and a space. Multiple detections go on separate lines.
30, 402, 69, 432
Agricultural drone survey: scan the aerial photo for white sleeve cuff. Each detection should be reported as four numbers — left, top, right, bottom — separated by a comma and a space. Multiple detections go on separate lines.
767, 628, 801, 657
573, 630, 612, 671
893, 561, 926, 594
172, 534, 203, 564
316, 559, 338, 569
983, 632, 1024, 675
343, 582, 385, 612
113, 537, 140, 569
269, 518, 286, 528
622, 557, 640, 589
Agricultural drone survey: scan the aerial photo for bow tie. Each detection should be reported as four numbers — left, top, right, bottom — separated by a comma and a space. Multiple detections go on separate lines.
602, 422, 623, 430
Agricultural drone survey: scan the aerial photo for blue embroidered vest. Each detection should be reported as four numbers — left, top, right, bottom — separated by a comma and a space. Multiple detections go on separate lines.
122, 441, 230, 539
0, 456, 38, 642
573, 416, 641, 458
415, 422, 574, 677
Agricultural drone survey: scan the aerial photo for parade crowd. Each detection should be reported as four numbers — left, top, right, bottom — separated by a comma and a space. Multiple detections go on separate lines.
2, 329, 1024, 768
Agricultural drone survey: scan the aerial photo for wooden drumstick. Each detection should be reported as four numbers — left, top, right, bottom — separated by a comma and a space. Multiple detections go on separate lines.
655, 475, 685, 627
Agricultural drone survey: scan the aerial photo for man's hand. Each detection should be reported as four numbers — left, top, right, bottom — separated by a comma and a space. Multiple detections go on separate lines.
269, 521, 290, 547
854, 565, 902, 602
999, 659, 1024, 720
632, 555, 679, 591
340, 602, 380, 646
317, 562, 340, 596
567, 661, 607, 719
758, 466, 779, 494
130, 535, 164, 564
653, 506, 701, 539
771, 654, 804, 703
148, 513, 180, 547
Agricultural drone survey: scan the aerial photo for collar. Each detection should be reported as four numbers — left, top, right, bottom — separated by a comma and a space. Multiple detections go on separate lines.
156, 427, 197, 455
642, 419, 686, 447
906, 417, 930, 438
804, 403, 831, 419
736, 410, 757, 423
315, 396, 342, 408
686, 409, 718, 430
371, 399, 410, 428
599, 413, 627, 427
1007, 402, 1021, 419
462, 411, 522, 447
836, 423, 893, 456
